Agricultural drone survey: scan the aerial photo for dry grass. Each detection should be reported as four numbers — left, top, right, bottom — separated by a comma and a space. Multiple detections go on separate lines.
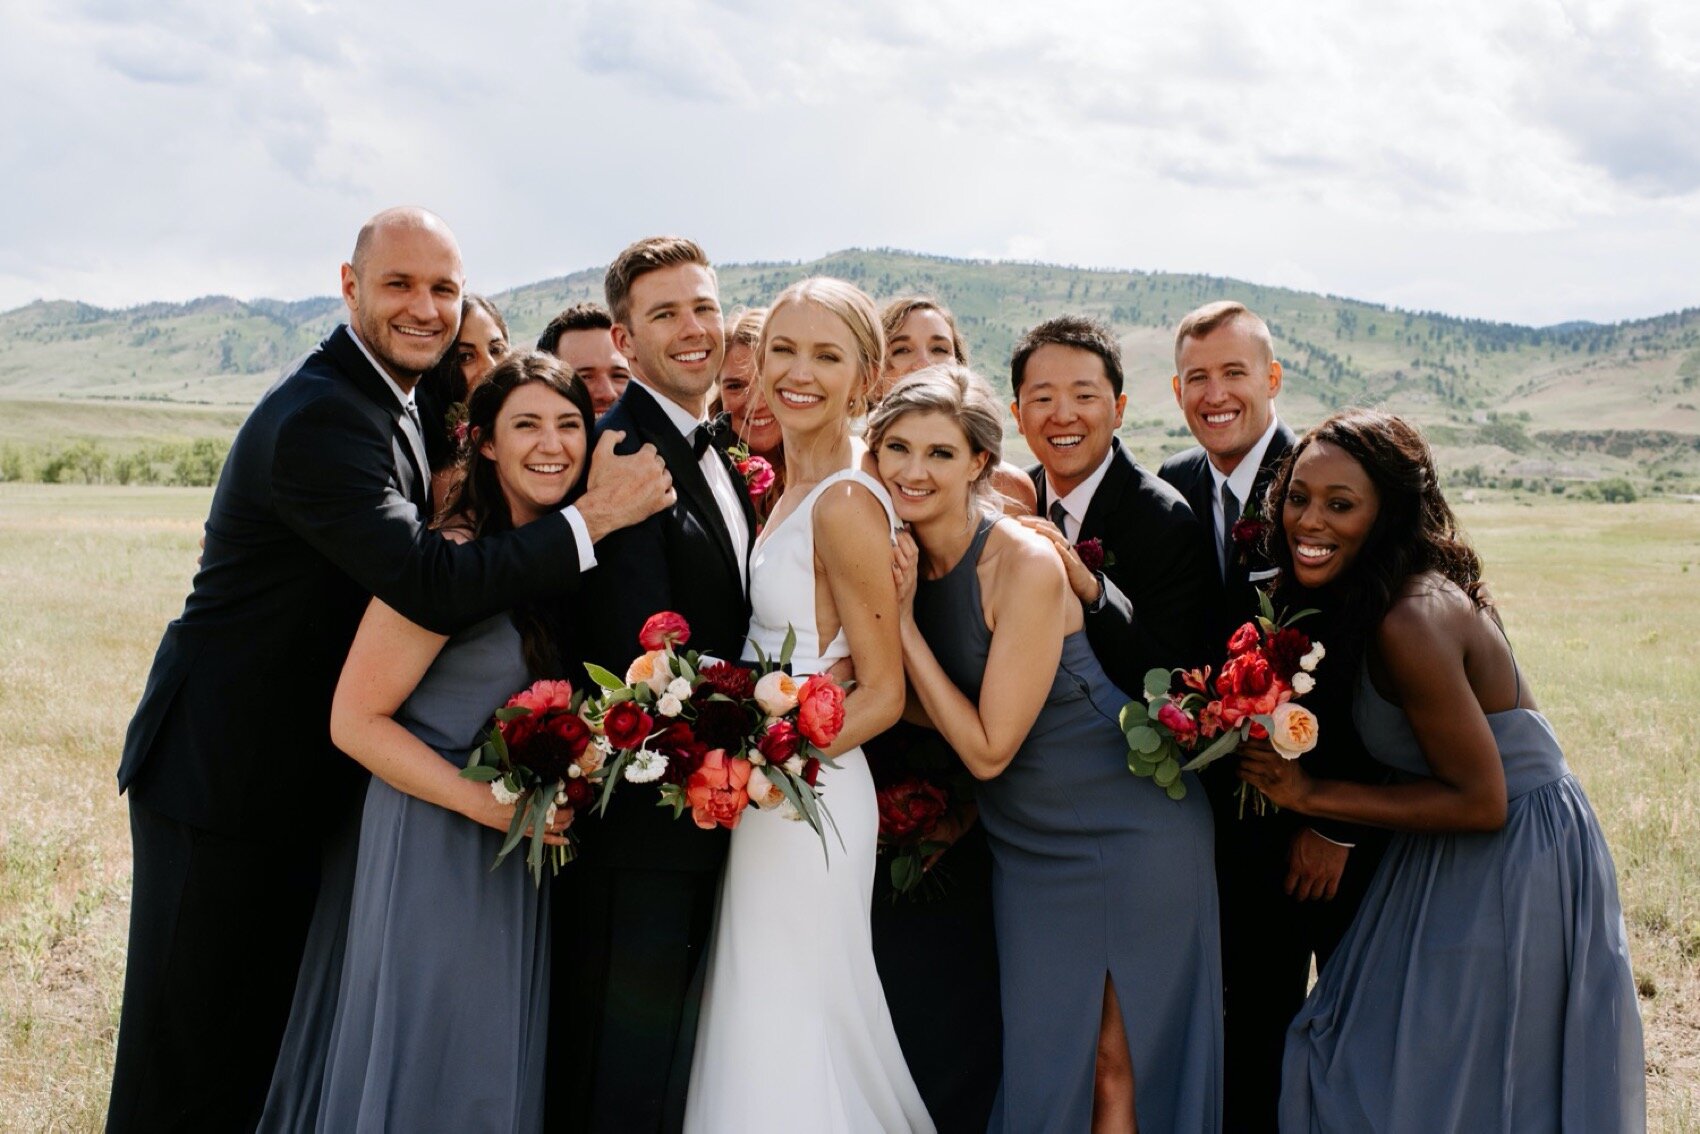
0, 485, 1694, 1129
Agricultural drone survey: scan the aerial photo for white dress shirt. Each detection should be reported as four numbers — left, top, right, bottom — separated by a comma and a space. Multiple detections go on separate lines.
631, 377, 750, 589
1045, 447, 1117, 545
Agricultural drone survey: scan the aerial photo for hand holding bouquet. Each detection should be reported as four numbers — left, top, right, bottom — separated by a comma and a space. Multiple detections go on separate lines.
1121, 592, 1325, 813
460, 679, 607, 885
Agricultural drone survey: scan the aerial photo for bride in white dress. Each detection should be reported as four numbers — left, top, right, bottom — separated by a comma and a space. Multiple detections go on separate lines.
685, 278, 935, 1134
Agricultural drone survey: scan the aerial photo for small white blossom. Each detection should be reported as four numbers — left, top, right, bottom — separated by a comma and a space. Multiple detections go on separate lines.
657, 693, 683, 718
567, 763, 582, 779
782, 755, 805, 777
491, 779, 522, 806
748, 751, 766, 766
554, 788, 570, 806
1299, 642, 1326, 672
625, 750, 668, 784
593, 734, 614, 755
778, 798, 803, 821
1291, 671, 1316, 696
544, 802, 558, 828
665, 677, 693, 702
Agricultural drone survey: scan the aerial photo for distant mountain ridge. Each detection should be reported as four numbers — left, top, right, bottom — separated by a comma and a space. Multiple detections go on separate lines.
3, 249, 1697, 485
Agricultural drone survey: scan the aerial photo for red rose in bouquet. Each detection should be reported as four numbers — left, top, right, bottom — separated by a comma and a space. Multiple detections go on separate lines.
497, 678, 576, 748
1216, 652, 1287, 731
602, 701, 654, 750
796, 674, 846, 749
755, 718, 800, 765
876, 778, 950, 843
638, 611, 691, 652
1226, 621, 1261, 655
685, 749, 753, 830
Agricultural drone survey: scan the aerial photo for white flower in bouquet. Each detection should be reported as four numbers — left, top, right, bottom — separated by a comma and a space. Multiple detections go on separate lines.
554, 787, 570, 805
1291, 671, 1316, 696
491, 779, 522, 806
1299, 642, 1326, 672
782, 754, 805, 777
658, 693, 684, 718
746, 766, 785, 809
665, 676, 693, 702
625, 749, 668, 783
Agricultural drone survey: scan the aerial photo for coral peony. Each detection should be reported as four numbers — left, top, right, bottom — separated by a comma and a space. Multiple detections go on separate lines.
876, 779, 949, 842
685, 749, 752, 830
796, 674, 846, 748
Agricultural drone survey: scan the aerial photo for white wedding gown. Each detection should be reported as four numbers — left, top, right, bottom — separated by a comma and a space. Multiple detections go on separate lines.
684, 468, 935, 1134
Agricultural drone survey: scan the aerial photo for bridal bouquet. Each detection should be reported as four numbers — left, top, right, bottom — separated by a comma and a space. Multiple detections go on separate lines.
1121, 592, 1325, 814
584, 611, 848, 854
460, 679, 607, 885
871, 728, 977, 900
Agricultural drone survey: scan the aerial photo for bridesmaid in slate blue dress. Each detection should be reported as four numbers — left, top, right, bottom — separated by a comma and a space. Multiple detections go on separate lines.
260, 354, 594, 1132
1238, 409, 1645, 1133
871, 365, 1222, 1134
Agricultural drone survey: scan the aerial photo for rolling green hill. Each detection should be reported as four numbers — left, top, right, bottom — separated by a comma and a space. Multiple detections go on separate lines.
4, 249, 1698, 490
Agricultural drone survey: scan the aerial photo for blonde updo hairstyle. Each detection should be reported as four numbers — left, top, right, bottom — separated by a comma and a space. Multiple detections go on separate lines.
866, 362, 1005, 516
758, 277, 885, 420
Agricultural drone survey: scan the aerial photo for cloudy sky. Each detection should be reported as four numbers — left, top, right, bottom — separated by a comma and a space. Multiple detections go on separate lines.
3, 0, 1698, 325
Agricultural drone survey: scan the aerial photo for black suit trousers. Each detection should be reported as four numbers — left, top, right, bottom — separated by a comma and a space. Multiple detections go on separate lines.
1215, 811, 1384, 1134
106, 799, 320, 1133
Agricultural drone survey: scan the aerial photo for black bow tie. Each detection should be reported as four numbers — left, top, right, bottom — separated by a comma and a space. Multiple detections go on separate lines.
692, 413, 734, 459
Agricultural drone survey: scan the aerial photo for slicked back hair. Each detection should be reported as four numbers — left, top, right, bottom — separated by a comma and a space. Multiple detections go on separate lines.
604, 236, 714, 326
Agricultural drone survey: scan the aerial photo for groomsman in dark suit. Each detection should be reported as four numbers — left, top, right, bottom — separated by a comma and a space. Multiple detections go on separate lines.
549, 237, 757, 1134
1012, 315, 1219, 693
107, 207, 673, 1133
1159, 300, 1387, 1133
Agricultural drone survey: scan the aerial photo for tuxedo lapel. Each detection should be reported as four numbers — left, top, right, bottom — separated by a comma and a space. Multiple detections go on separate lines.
327, 326, 429, 514
1077, 439, 1135, 545
626, 386, 743, 582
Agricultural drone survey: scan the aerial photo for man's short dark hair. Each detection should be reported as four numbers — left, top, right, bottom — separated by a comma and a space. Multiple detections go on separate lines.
1010, 315, 1124, 398
536, 301, 613, 353
604, 236, 713, 326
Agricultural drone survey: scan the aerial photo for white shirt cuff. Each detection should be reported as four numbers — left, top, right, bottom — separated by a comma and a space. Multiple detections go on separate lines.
561, 505, 596, 572
1309, 828, 1355, 849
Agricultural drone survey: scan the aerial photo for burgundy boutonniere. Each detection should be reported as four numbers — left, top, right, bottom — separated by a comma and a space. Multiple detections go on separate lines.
445, 401, 470, 451
1231, 502, 1271, 566
1075, 538, 1115, 573
724, 440, 776, 506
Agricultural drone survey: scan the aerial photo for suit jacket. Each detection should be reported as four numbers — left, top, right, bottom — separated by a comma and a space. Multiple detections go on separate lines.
1030, 438, 1220, 699
1159, 420, 1296, 637
1159, 423, 1383, 845
576, 382, 757, 871
118, 325, 583, 837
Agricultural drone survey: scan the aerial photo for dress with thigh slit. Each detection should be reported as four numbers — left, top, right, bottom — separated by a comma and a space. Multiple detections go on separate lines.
914, 516, 1223, 1133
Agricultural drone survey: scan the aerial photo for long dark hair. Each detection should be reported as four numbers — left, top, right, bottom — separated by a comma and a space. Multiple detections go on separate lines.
439, 350, 594, 676
418, 294, 510, 471
1266, 408, 1490, 669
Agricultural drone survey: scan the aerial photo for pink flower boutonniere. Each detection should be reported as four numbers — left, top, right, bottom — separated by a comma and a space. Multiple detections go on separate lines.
725, 440, 776, 506
445, 401, 470, 450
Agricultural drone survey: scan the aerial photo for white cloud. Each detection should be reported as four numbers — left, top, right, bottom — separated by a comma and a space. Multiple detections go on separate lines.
0, 0, 1697, 324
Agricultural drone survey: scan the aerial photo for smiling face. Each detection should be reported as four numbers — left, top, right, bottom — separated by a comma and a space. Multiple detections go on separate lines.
1282, 440, 1381, 588
341, 219, 464, 383
877, 307, 958, 400
478, 380, 589, 526
1173, 315, 1282, 475
874, 409, 988, 527
454, 303, 507, 393
718, 341, 781, 456
611, 263, 723, 417
555, 326, 631, 418
1012, 342, 1127, 498
761, 298, 869, 440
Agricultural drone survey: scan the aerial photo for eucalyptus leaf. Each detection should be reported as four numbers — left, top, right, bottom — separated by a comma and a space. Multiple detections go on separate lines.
1179, 727, 1242, 773
1143, 668, 1172, 699
460, 764, 501, 783
891, 855, 922, 895
497, 795, 530, 862
1129, 725, 1162, 755
1287, 607, 1321, 626
1126, 753, 1155, 777
1119, 701, 1149, 729
594, 753, 630, 816
494, 706, 532, 722
583, 662, 626, 691
1257, 590, 1276, 623
1165, 779, 1188, 801
1154, 757, 1180, 787
780, 624, 797, 667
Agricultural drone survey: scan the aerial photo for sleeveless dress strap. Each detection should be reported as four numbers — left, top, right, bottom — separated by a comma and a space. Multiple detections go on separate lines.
817, 467, 900, 537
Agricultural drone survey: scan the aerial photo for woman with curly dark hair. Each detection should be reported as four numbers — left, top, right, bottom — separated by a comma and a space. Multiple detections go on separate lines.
1237, 408, 1644, 1132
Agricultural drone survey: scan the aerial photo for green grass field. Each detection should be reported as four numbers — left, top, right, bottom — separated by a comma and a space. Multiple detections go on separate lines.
0, 485, 1695, 1130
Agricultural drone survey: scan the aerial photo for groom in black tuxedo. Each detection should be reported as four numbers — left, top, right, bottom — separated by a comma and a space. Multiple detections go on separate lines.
549, 237, 757, 1134
107, 208, 674, 1133
1013, 315, 1219, 693
1159, 301, 1387, 1133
